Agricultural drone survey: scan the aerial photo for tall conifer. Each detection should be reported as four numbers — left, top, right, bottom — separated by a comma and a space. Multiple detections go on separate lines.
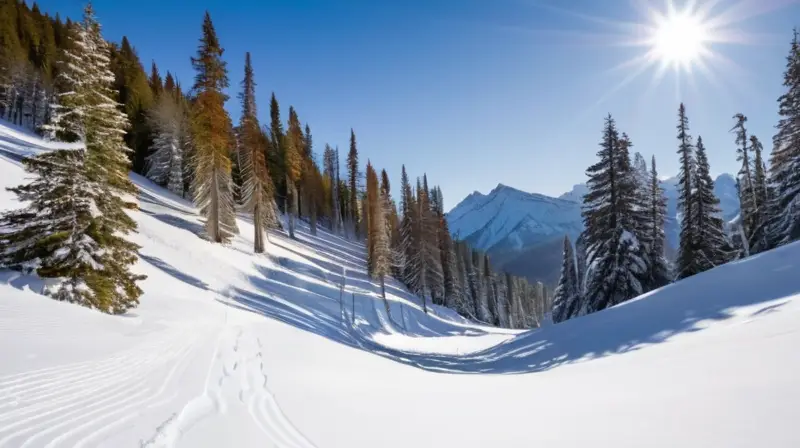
189, 12, 237, 243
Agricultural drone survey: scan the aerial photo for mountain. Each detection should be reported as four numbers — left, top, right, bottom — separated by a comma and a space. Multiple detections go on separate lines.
448, 183, 583, 254
449, 174, 740, 286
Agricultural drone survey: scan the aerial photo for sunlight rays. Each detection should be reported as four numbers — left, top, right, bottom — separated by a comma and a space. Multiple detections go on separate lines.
520, 0, 789, 115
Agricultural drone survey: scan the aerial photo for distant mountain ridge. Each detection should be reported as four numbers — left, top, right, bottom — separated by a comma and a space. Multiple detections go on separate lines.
448, 183, 582, 254
447, 174, 740, 287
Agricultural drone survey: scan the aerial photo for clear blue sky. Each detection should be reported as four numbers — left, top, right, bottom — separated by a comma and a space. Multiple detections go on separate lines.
31, 0, 800, 210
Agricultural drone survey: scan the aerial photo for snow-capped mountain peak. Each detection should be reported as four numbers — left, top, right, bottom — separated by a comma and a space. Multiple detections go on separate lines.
447, 183, 582, 252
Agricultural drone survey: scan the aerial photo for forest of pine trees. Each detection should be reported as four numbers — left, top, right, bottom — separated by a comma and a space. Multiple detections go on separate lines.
0, 1, 546, 326
3, 1, 800, 328
552, 28, 800, 323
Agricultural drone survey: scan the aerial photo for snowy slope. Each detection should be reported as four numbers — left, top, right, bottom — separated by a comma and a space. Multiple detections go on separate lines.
3, 123, 800, 447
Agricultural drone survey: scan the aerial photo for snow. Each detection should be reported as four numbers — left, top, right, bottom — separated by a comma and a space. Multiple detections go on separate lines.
447, 183, 583, 252
3, 122, 800, 447
448, 175, 740, 259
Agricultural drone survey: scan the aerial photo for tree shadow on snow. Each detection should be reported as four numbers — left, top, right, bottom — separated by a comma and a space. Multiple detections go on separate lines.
221, 242, 800, 375
140, 210, 205, 237
140, 254, 210, 291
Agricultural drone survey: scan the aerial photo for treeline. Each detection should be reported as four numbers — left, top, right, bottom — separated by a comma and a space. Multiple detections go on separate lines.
364, 163, 551, 329
552, 29, 800, 324
0, 2, 550, 328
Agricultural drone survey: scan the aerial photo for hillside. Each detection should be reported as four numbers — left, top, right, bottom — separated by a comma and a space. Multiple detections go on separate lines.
450, 175, 739, 286
3, 123, 800, 447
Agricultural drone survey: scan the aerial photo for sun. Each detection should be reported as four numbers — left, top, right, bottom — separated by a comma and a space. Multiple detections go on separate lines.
651, 11, 710, 68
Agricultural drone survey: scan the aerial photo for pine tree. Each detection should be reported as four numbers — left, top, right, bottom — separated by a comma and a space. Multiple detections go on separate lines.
0, 149, 99, 290
399, 165, 418, 290
675, 103, 698, 280
284, 106, 303, 239
347, 129, 360, 238
769, 29, 800, 246
111, 36, 154, 175
582, 115, 645, 313
551, 235, 579, 323
732, 113, 758, 247
692, 136, 733, 272
164, 71, 176, 94
646, 156, 671, 289
189, 12, 237, 243
3, 5, 144, 313
146, 85, 187, 195
268, 93, 286, 211
631, 151, 653, 249
435, 188, 458, 310
366, 162, 392, 314
237, 52, 277, 253
484, 254, 499, 325
748, 134, 770, 252
323, 144, 343, 234
149, 61, 163, 97
420, 175, 444, 308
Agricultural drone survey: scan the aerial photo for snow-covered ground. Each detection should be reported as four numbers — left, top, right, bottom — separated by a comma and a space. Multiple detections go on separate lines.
2, 121, 800, 447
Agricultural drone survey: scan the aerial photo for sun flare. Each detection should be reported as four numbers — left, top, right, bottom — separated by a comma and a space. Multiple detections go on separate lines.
651, 11, 709, 68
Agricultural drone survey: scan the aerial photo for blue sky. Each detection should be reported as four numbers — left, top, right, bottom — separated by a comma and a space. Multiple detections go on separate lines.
32, 0, 800, 210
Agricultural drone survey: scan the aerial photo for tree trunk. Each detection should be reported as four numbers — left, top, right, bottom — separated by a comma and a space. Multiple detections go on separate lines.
287, 174, 296, 239
211, 169, 221, 242
381, 276, 391, 318
310, 203, 318, 236
254, 199, 264, 253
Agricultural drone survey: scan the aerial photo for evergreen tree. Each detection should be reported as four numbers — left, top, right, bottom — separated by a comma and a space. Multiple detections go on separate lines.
692, 136, 733, 272
551, 235, 579, 323
149, 61, 163, 97
347, 129, 360, 238
732, 113, 758, 246
398, 165, 417, 289
646, 156, 671, 289
164, 71, 176, 94
366, 162, 392, 313
268, 93, 285, 210
238, 52, 277, 253
769, 29, 800, 246
435, 188, 458, 309
284, 106, 303, 238
3, 5, 144, 313
675, 103, 698, 280
189, 12, 237, 243
111, 36, 154, 174
323, 144, 343, 234
749, 134, 770, 252
581, 115, 645, 313
146, 85, 187, 195
420, 175, 444, 309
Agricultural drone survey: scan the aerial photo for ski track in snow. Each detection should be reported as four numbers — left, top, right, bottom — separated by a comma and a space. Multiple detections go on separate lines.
0, 324, 209, 448
141, 320, 317, 448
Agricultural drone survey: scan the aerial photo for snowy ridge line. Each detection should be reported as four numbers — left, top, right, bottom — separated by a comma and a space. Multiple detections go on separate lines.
0, 325, 208, 447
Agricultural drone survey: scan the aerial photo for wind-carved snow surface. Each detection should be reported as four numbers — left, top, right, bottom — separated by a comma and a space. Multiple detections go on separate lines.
2, 122, 800, 447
